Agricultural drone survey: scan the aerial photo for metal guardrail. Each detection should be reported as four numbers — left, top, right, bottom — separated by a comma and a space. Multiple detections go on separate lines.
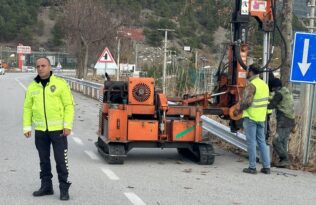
58, 75, 102, 100
58, 75, 248, 151
201, 116, 248, 151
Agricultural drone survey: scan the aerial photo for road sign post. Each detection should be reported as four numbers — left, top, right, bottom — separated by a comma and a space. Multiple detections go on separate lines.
290, 32, 316, 164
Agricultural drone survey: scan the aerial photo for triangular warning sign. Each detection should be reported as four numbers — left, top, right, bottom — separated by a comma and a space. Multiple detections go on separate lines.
57, 62, 62, 69
97, 47, 115, 63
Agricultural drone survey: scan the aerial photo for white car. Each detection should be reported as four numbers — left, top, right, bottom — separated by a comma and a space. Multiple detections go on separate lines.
0, 67, 5, 75
26, 66, 35, 72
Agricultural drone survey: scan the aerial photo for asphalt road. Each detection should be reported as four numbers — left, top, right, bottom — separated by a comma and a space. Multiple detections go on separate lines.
1, 73, 316, 205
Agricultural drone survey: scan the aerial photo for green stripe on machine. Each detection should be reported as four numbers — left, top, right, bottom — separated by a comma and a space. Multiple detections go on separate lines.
176, 126, 196, 139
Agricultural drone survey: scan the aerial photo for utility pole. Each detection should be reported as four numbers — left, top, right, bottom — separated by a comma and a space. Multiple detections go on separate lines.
134, 41, 138, 72
195, 50, 198, 70
116, 38, 120, 81
302, 0, 316, 165
281, 0, 293, 88
158, 29, 175, 94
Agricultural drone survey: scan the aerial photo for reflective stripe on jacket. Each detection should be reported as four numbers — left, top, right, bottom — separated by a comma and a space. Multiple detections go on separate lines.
267, 94, 273, 114
23, 74, 74, 132
242, 77, 269, 122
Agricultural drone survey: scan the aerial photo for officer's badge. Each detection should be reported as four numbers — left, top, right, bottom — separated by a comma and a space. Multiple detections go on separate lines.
50, 85, 56, 92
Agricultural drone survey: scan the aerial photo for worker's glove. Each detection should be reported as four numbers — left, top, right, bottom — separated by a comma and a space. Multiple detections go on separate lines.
233, 109, 241, 116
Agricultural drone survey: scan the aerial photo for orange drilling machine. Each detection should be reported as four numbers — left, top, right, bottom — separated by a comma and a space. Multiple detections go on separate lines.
96, 76, 213, 164
96, 0, 282, 164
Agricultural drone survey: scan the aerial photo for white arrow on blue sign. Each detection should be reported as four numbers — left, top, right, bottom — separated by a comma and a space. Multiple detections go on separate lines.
290, 32, 316, 84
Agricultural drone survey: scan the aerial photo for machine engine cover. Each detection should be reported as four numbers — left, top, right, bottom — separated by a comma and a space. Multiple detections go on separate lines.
128, 77, 154, 105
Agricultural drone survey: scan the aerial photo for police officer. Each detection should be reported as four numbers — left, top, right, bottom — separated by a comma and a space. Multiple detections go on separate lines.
234, 64, 271, 174
268, 78, 295, 168
23, 57, 74, 200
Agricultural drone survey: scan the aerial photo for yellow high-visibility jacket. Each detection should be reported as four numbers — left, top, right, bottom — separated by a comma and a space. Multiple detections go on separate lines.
23, 74, 74, 133
242, 77, 269, 122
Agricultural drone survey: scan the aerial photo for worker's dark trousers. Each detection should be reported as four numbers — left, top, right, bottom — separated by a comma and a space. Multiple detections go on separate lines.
35, 130, 69, 184
273, 127, 291, 161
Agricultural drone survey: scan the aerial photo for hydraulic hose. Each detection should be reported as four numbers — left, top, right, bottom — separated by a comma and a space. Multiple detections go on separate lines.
264, 23, 288, 73
235, 0, 280, 72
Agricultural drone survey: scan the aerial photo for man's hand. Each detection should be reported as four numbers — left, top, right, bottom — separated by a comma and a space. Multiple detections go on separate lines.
63, 128, 71, 137
24, 131, 32, 138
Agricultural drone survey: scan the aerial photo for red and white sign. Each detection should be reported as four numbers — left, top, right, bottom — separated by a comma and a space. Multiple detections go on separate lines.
251, 0, 267, 12
17, 45, 31, 54
94, 47, 118, 75
97, 47, 115, 63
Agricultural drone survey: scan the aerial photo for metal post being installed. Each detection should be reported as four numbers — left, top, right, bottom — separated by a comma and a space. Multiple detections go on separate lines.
262, 32, 270, 83
262, 32, 271, 158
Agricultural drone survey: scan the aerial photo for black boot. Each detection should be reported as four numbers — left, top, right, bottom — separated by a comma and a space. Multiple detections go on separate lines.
60, 182, 71, 201
33, 180, 54, 197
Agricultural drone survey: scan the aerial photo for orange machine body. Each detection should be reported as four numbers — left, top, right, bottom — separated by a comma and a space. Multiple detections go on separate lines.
96, 77, 213, 165
100, 77, 203, 143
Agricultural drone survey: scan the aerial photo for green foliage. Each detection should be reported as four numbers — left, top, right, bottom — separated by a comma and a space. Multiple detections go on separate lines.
195, 0, 220, 31
141, 0, 227, 49
108, 0, 224, 49
144, 29, 162, 47
35, 20, 45, 36
200, 34, 213, 47
143, 17, 177, 46
175, 65, 197, 96
145, 17, 176, 31
0, 0, 41, 42
143, 65, 162, 83
48, 7, 58, 20
18, 27, 33, 44
50, 20, 64, 46
293, 14, 307, 32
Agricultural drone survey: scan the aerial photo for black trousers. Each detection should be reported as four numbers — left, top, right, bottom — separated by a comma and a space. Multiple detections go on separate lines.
35, 130, 69, 184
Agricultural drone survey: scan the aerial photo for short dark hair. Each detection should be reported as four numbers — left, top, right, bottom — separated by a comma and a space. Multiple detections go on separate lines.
36, 56, 51, 66
248, 64, 261, 75
269, 78, 282, 88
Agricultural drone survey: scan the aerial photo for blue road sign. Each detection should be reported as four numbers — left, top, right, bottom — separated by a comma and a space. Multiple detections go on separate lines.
291, 32, 316, 84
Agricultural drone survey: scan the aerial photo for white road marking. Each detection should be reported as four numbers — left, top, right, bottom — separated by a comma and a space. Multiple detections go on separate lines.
101, 168, 120, 180
84, 150, 100, 160
124, 192, 146, 205
15, 78, 27, 91
72, 136, 84, 146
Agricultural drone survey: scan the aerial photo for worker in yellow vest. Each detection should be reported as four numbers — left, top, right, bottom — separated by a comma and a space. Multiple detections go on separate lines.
234, 64, 270, 174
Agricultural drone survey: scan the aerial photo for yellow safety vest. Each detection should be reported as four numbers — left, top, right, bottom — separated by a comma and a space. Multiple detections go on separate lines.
242, 76, 269, 122
267, 94, 274, 114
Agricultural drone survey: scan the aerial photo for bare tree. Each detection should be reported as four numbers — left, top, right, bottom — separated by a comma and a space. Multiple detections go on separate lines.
281, 0, 293, 88
62, 0, 128, 79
